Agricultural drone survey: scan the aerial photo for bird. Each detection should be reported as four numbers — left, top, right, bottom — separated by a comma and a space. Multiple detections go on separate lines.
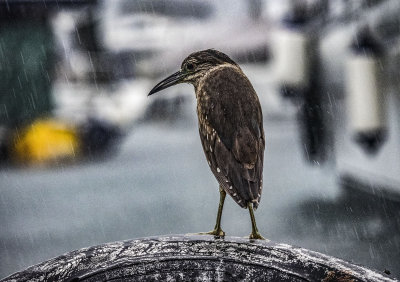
148, 49, 265, 240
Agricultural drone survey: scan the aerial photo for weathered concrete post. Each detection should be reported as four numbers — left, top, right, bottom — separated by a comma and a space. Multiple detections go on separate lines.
1, 235, 395, 281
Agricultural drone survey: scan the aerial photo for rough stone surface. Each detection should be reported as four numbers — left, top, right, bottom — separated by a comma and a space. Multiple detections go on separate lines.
1, 235, 396, 282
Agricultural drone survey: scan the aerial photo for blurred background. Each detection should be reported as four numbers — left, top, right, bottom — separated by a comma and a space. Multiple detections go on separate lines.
1, 0, 400, 279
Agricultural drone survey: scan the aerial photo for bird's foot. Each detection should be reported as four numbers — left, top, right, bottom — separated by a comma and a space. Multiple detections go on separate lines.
249, 231, 265, 240
196, 228, 225, 238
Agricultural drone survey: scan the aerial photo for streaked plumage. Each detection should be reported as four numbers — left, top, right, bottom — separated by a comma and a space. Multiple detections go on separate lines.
195, 62, 264, 209
149, 49, 265, 239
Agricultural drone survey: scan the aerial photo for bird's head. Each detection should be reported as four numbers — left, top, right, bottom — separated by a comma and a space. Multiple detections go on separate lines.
148, 49, 238, 96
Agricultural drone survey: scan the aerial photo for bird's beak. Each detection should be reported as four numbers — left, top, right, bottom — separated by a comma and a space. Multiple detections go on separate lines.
148, 70, 184, 96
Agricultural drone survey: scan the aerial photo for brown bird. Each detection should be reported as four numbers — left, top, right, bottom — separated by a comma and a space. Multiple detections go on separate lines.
148, 49, 265, 239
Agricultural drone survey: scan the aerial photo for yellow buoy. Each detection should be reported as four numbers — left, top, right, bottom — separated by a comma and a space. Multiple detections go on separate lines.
12, 119, 80, 165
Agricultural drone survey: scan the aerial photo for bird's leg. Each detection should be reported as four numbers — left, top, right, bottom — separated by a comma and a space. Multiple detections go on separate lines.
197, 186, 226, 237
248, 203, 265, 240
212, 186, 226, 235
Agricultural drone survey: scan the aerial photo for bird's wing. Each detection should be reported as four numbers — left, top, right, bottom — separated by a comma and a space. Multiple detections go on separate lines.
199, 67, 265, 209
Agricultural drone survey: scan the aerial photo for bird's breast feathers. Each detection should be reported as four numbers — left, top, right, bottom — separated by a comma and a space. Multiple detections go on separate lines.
196, 64, 264, 157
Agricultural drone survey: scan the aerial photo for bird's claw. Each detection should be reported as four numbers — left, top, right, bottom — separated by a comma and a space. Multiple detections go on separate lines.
196, 228, 225, 238
249, 231, 265, 240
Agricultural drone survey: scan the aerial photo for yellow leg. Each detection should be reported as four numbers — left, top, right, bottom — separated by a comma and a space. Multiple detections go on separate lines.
248, 203, 265, 240
197, 186, 226, 237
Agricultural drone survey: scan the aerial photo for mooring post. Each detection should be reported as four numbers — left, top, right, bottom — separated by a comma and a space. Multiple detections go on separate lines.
1, 235, 395, 281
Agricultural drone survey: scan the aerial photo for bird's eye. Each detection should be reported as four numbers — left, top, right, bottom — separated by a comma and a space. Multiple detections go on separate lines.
186, 63, 195, 71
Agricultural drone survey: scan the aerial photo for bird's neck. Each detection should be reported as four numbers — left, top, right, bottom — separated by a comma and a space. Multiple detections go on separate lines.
194, 63, 242, 99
